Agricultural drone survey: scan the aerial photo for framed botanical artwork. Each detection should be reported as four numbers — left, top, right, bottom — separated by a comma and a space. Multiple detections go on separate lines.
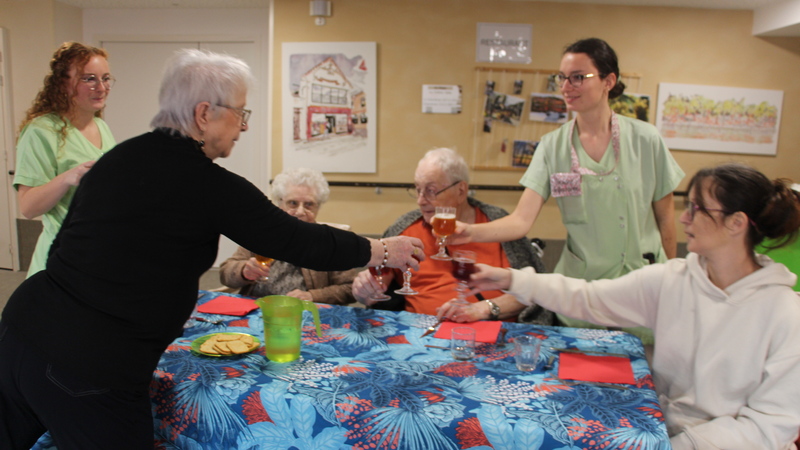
655, 83, 783, 155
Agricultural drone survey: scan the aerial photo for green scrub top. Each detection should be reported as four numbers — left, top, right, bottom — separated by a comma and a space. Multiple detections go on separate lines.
521, 114, 684, 344
13, 113, 116, 278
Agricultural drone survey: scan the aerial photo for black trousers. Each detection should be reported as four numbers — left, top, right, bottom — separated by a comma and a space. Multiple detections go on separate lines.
0, 321, 152, 450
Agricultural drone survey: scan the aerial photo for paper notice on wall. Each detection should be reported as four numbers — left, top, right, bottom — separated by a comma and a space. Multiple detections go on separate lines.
422, 85, 462, 114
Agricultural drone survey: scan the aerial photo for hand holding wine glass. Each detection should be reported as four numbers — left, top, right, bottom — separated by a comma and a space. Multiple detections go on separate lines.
254, 254, 274, 281
367, 266, 392, 301
431, 206, 456, 260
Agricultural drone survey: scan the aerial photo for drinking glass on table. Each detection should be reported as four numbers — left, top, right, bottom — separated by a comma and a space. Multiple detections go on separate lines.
368, 266, 392, 301
451, 327, 476, 361
430, 206, 456, 260
254, 254, 274, 281
451, 249, 476, 305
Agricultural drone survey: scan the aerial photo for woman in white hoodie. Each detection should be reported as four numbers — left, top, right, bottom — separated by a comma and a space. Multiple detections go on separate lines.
469, 163, 800, 449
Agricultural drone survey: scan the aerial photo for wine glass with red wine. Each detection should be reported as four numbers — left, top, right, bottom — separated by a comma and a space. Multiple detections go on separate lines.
451, 250, 476, 305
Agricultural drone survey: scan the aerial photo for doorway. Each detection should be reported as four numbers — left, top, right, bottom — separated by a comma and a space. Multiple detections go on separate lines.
100, 38, 267, 268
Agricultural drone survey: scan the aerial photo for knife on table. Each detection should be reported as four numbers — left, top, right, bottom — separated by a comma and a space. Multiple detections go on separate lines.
420, 317, 444, 338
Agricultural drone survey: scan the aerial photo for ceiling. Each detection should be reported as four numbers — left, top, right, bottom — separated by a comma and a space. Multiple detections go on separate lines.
55, 0, 788, 10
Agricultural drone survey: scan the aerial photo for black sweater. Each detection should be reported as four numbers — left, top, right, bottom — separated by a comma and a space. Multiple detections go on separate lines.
3, 129, 370, 388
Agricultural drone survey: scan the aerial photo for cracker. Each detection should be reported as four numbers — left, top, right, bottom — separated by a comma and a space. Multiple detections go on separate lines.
227, 340, 250, 354
200, 340, 217, 354
216, 334, 240, 342
213, 341, 232, 355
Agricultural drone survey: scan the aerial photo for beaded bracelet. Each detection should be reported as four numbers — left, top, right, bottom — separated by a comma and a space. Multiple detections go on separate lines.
379, 238, 389, 267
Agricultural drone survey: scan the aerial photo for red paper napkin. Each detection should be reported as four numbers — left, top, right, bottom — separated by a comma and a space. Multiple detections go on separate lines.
196, 296, 259, 316
433, 320, 503, 343
558, 352, 635, 384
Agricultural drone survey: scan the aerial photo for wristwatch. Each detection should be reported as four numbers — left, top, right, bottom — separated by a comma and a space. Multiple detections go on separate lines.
484, 299, 501, 321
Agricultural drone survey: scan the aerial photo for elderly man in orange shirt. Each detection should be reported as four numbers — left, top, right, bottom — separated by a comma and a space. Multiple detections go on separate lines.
353, 148, 552, 324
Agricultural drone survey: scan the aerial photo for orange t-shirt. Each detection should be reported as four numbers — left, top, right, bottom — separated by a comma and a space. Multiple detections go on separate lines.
394, 208, 510, 316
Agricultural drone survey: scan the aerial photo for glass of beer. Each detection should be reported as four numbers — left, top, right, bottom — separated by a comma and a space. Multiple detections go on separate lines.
368, 266, 392, 301
430, 206, 456, 261
255, 254, 274, 281
451, 250, 476, 304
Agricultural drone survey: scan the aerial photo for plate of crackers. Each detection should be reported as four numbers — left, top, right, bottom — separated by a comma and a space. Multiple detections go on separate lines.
191, 332, 260, 357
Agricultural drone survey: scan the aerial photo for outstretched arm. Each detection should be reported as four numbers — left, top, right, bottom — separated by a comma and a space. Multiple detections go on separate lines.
451, 188, 545, 245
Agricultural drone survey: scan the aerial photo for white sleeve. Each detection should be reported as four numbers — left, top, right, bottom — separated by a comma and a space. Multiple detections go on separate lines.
506, 264, 665, 329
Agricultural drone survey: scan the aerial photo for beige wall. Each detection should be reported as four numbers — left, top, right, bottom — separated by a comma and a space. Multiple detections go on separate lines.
272, 0, 800, 242
3, 0, 799, 244
0, 0, 82, 134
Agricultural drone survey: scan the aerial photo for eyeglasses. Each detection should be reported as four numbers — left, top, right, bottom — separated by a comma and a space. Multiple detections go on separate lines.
556, 73, 596, 88
217, 104, 252, 126
407, 180, 460, 202
79, 74, 115, 90
283, 199, 319, 213
685, 200, 731, 221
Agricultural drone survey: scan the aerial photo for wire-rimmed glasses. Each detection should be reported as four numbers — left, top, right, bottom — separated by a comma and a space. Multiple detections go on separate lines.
217, 103, 252, 126
406, 181, 460, 203
79, 74, 115, 90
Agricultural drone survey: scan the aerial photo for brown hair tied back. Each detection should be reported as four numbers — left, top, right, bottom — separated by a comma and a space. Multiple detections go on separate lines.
563, 37, 626, 100
686, 163, 800, 252
757, 180, 800, 250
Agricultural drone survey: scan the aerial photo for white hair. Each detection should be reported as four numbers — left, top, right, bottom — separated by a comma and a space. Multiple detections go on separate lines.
271, 168, 330, 205
419, 148, 470, 184
150, 48, 255, 136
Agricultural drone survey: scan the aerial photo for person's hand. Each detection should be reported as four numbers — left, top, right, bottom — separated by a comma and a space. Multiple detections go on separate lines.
467, 263, 513, 292
60, 160, 96, 187
242, 257, 270, 281
352, 269, 386, 307
373, 236, 425, 270
286, 289, 313, 302
436, 299, 489, 323
446, 221, 472, 246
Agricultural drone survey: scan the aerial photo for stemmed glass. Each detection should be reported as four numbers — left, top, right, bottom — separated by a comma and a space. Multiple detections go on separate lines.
255, 254, 274, 281
430, 206, 456, 261
368, 266, 392, 301
451, 250, 476, 305
394, 268, 418, 296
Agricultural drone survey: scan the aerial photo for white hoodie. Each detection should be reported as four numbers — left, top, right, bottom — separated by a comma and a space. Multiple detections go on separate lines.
507, 253, 800, 449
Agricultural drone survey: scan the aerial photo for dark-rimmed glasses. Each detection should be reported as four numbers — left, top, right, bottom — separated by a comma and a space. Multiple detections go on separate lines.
217, 104, 252, 126
79, 74, 115, 91
556, 73, 595, 88
407, 180, 460, 202
685, 200, 730, 221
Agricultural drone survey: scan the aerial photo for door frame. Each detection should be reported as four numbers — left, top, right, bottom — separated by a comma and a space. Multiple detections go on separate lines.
0, 28, 19, 270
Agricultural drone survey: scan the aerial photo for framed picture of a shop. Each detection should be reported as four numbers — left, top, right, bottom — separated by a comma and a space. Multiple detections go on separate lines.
282, 42, 377, 173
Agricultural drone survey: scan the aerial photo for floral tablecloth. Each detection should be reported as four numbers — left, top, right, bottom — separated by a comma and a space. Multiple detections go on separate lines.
33, 291, 669, 449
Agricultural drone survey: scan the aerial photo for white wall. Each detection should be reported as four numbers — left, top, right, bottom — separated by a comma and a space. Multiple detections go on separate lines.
82, 8, 271, 268
81, 7, 271, 187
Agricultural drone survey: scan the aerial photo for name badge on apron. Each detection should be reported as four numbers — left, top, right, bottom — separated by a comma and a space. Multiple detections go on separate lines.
549, 112, 621, 199
550, 172, 582, 197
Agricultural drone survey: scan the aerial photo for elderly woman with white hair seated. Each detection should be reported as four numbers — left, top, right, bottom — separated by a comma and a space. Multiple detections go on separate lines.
220, 168, 359, 304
